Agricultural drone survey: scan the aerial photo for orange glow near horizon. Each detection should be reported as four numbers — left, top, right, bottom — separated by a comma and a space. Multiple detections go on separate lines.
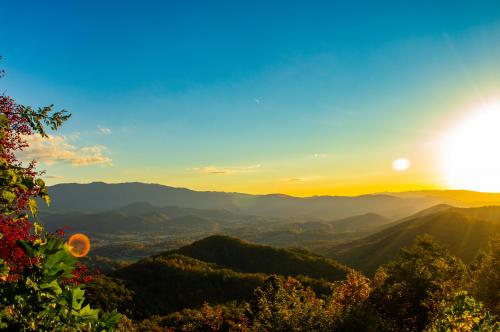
67, 233, 91, 258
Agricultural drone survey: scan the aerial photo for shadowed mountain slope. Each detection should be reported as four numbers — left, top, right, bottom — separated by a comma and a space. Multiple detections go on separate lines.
326, 205, 500, 275
329, 212, 391, 232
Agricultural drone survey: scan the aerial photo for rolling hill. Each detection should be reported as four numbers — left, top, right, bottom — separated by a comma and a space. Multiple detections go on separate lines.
326, 205, 500, 275
173, 235, 350, 280
329, 212, 391, 232
102, 236, 350, 318
109, 253, 266, 317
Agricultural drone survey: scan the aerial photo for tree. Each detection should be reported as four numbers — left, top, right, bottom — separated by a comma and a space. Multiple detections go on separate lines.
0, 56, 120, 330
144, 302, 251, 332
425, 291, 499, 332
327, 271, 388, 332
371, 235, 468, 331
469, 235, 500, 316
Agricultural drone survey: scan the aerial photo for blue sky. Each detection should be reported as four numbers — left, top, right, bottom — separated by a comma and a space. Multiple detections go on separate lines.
2, 1, 500, 195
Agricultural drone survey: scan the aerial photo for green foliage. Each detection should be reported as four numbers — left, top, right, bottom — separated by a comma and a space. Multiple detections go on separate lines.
141, 272, 380, 331
249, 275, 330, 331
110, 253, 266, 318
0, 64, 119, 331
0, 235, 120, 331
86, 234, 500, 331
100, 237, 351, 320
469, 235, 500, 316
371, 235, 468, 331
19, 105, 71, 138
86, 275, 135, 317
0, 105, 67, 218
223, 272, 375, 331
425, 292, 499, 332
138, 302, 250, 332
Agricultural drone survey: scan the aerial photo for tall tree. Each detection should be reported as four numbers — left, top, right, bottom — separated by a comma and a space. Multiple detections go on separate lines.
371, 235, 468, 331
0, 56, 119, 331
469, 234, 500, 316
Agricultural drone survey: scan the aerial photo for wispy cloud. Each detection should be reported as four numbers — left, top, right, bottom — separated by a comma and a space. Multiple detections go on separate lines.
45, 174, 64, 179
280, 175, 323, 182
310, 153, 328, 159
19, 134, 113, 167
189, 164, 261, 175
97, 125, 112, 135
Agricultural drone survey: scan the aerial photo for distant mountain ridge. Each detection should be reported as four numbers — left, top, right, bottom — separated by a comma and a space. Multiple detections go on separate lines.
386, 190, 500, 207
41, 182, 471, 220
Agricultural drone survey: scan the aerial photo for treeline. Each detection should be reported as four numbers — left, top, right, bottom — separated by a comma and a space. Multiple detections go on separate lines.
87, 235, 499, 331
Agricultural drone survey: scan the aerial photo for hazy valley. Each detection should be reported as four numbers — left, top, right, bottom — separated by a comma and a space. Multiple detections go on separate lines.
39, 182, 500, 272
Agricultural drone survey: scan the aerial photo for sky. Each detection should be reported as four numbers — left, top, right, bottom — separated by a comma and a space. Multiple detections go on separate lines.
2, 1, 500, 196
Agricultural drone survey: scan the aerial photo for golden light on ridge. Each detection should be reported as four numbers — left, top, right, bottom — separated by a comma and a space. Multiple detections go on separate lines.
67, 233, 91, 258
442, 102, 500, 192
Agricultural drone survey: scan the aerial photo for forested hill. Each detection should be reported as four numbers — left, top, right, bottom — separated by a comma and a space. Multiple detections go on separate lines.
327, 205, 500, 275
97, 236, 350, 317
172, 235, 350, 280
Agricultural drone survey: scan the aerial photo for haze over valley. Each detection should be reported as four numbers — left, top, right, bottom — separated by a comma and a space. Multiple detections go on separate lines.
38, 182, 500, 274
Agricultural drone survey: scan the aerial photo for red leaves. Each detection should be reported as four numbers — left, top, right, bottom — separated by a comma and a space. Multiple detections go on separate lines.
0, 96, 32, 158
63, 262, 95, 286
0, 95, 38, 279
0, 87, 90, 283
0, 215, 34, 279
0, 95, 43, 214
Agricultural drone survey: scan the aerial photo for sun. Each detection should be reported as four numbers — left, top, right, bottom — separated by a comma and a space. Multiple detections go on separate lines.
442, 103, 500, 192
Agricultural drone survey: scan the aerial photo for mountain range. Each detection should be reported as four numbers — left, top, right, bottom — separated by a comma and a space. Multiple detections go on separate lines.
41, 182, 453, 220
39, 182, 500, 270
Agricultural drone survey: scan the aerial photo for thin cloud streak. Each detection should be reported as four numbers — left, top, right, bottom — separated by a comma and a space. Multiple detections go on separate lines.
189, 164, 261, 175
98, 125, 112, 135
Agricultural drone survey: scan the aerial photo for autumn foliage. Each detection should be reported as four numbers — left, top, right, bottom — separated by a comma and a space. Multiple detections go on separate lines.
0, 57, 119, 331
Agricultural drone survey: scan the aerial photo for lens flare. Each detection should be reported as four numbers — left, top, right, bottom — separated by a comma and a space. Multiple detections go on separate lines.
67, 233, 91, 257
392, 158, 411, 171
